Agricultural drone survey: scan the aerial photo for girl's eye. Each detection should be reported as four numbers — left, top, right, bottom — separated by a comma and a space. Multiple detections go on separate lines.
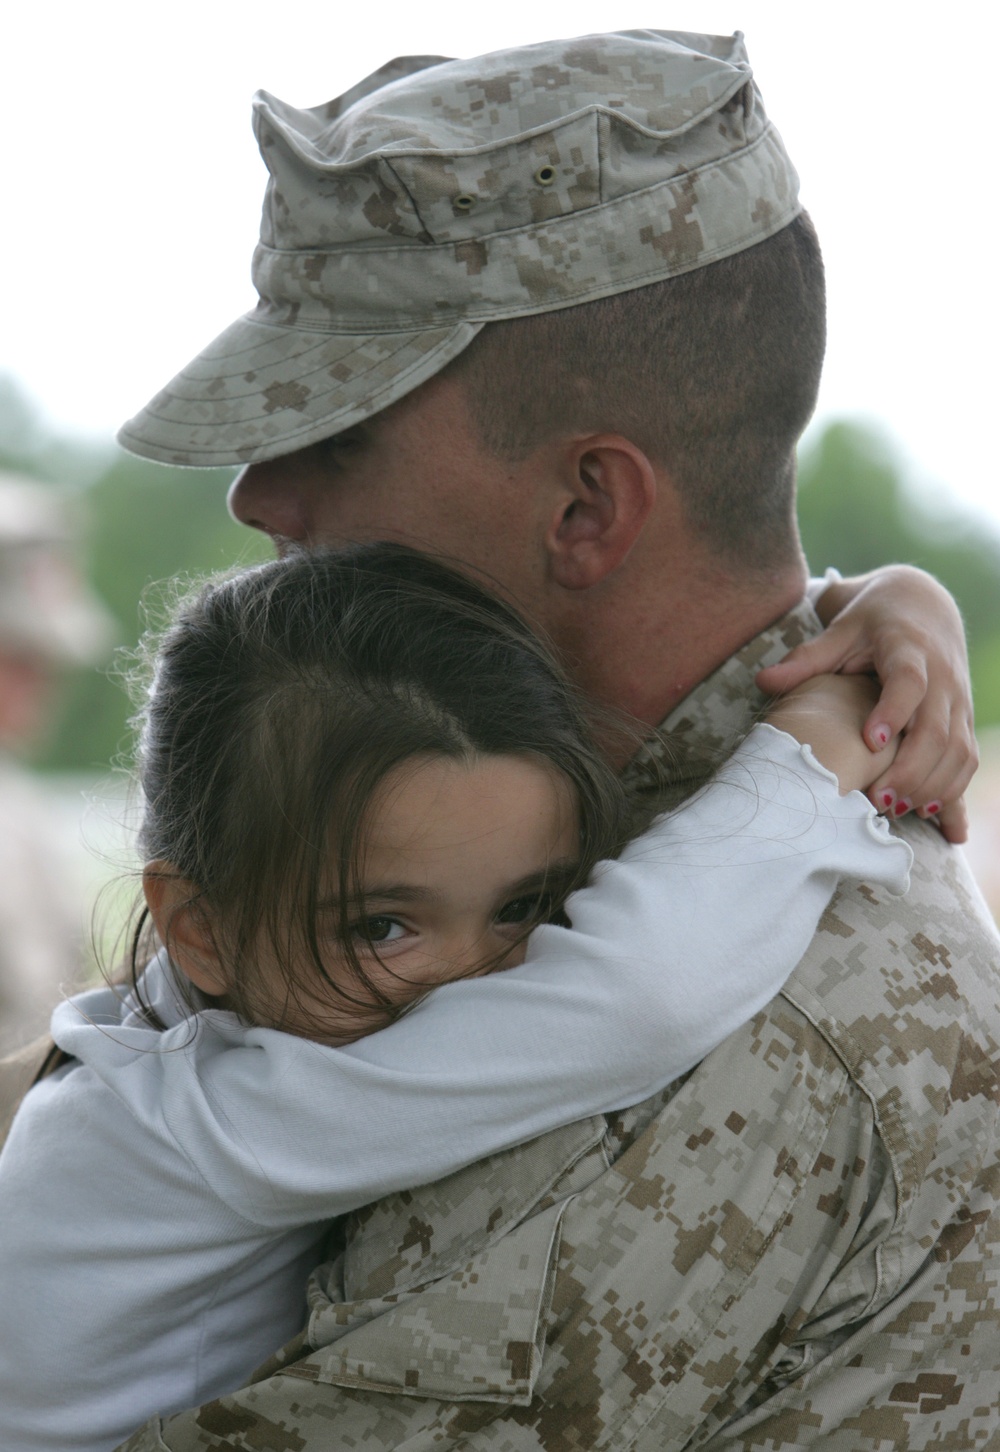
495, 893, 557, 928
352, 916, 406, 944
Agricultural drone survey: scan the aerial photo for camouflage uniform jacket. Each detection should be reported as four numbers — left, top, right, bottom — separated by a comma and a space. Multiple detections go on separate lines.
108, 600, 1000, 1448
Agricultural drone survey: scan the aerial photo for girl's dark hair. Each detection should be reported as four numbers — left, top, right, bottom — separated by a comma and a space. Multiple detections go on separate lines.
131, 543, 633, 1032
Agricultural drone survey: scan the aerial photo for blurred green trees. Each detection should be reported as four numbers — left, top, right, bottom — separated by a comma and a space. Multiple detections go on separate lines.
0, 377, 266, 772
1, 374, 998, 774
797, 422, 1000, 726
44, 450, 269, 769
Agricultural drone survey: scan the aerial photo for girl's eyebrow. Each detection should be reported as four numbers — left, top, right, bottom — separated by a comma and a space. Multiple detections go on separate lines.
496, 859, 581, 899
317, 885, 434, 910
317, 859, 582, 912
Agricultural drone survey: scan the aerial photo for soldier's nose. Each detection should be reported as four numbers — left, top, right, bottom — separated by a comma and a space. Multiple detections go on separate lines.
227, 461, 311, 543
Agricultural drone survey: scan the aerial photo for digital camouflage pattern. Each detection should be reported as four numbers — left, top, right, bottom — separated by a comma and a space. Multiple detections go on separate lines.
117, 30, 799, 468
115, 601, 1000, 1451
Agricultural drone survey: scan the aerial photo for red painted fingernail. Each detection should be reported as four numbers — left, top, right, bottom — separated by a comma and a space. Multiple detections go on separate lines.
880, 790, 896, 810
894, 799, 912, 817
925, 801, 941, 815
872, 724, 890, 747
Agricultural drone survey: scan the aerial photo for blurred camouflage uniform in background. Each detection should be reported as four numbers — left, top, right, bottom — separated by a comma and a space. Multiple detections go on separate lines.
0, 474, 113, 1059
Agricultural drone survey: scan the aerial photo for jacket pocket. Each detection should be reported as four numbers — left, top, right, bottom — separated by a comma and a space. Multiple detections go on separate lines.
283, 1198, 567, 1405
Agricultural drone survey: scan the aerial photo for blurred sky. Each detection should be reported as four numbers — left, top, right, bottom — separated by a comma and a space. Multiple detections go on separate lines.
5, 2, 998, 532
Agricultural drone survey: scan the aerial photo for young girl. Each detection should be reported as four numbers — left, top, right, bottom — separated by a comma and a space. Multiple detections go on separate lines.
0, 544, 912, 1452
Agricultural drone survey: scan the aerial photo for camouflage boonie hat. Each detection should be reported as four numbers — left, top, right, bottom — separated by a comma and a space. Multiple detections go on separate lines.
118, 29, 800, 468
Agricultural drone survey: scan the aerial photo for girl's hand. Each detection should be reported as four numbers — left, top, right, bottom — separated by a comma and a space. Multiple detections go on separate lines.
764, 675, 898, 796
756, 566, 977, 842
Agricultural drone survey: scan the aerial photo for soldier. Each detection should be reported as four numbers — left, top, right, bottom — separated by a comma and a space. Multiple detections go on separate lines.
57, 28, 1000, 1448
0, 474, 113, 1057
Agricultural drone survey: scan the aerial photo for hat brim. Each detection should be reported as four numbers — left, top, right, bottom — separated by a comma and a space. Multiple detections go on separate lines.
116, 313, 483, 468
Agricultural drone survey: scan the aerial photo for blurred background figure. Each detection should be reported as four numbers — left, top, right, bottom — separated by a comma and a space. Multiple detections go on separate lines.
0, 472, 115, 1054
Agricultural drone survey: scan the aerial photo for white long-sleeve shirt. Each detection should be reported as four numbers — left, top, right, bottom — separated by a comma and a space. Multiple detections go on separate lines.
0, 725, 912, 1451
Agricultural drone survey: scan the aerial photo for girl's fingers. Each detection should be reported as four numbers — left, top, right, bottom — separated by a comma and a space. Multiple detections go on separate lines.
867, 726, 978, 843
866, 787, 969, 844
858, 646, 928, 749
758, 568, 978, 816
933, 800, 970, 844
756, 631, 855, 695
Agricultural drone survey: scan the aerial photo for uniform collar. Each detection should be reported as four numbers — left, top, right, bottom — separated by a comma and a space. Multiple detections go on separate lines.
621, 594, 822, 800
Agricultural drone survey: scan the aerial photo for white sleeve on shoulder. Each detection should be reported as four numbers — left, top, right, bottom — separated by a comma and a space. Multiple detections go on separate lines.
806, 568, 842, 608
57, 723, 911, 1227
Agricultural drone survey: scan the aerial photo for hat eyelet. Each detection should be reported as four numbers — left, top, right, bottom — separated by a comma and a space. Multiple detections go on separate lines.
533, 166, 557, 187
453, 193, 477, 211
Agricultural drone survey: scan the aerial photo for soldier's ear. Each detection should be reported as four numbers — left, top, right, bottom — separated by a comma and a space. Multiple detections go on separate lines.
544, 435, 656, 590
142, 862, 229, 997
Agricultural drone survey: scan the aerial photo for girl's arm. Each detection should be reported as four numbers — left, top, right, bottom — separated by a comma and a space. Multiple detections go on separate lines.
51, 677, 910, 1229
763, 566, 976, 840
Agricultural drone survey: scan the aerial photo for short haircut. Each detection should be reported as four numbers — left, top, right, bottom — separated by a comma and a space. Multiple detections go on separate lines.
446, 213, 826, 570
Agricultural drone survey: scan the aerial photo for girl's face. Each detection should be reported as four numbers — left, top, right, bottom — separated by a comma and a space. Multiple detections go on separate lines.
255, 752, 581, 1044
